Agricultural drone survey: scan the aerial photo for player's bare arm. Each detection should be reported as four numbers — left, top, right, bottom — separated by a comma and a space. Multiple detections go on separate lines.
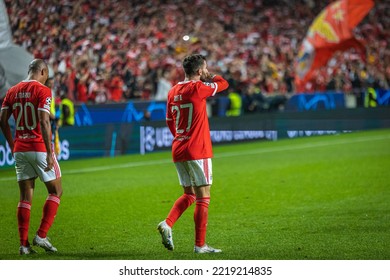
39, 110, 53, 171
0, 108, 14, 154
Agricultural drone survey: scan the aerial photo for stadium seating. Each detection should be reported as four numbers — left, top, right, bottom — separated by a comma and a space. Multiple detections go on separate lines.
4, 0, 389, 104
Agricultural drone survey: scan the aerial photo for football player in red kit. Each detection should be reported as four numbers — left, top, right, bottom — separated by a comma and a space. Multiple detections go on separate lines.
0, 59, 63, 255
157, 54, 229, 253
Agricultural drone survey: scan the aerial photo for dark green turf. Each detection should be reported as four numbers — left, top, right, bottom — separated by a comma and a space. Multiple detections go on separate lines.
0, 129, 389, 260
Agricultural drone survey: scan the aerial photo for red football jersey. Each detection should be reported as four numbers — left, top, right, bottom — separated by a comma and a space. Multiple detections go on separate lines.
1, 80, 52, 152
166, 75, 229, 162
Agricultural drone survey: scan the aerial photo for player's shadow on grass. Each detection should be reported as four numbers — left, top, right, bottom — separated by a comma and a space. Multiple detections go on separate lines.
6, 250, 225, 260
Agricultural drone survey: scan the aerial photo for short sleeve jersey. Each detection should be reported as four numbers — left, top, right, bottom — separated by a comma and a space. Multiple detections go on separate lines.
166, 76, 228, 162
1, 80, 52, 152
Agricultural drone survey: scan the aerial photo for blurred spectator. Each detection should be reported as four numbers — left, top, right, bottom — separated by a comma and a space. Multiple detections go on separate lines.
109, 72, 124, 102
140, 81, 153, 100
242, 84, 268, 113
88, 76, 108, 103
226, 89, 242, 117
75, 60, 90, 103
364, 87, 378, 108
59, 93, 75, 126
154, 69, 172, 101
242, 83, 287, 113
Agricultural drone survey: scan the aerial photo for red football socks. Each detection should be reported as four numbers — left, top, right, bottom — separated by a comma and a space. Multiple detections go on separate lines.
37, 194, 60, 238
194, 197, 210, 247
17, 201, 31, 247
166, 193, 196, 227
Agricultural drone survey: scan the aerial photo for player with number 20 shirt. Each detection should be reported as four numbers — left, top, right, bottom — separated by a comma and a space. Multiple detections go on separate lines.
3, 74, 53, 152
0, 59, 62, 255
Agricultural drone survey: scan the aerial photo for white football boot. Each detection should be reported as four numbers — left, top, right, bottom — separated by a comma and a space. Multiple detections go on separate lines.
19, 245, 37, 255
157, 220, 174, 251
33, 234, 57, 252
194, 244, 222, 253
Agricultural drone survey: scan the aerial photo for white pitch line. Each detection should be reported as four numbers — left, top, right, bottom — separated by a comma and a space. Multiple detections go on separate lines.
64, 159, 171, 174
214, 134, 390, 159
1, 134, 389, 181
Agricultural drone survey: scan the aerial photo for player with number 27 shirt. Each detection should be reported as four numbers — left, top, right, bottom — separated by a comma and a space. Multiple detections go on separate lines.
166, 68, 228, 162
157, 54, 228, 254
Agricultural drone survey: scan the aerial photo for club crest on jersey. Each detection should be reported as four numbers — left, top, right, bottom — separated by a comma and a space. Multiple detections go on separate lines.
203, 82, 215, 88
45, 97, 52, 105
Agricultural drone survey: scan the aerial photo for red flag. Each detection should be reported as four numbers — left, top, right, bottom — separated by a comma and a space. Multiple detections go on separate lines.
295, 0, 374, 92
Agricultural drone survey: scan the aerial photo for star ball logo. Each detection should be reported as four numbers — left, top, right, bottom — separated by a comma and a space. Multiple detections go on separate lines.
46, 97, 52, 105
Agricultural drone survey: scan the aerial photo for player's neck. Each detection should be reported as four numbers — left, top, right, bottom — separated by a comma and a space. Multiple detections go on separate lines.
26, 74, 43, 84
185, 75, 200, 82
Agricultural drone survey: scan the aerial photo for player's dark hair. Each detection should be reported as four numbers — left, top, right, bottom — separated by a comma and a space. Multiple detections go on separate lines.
183, 54, 206, 77
28, 59, 47, 74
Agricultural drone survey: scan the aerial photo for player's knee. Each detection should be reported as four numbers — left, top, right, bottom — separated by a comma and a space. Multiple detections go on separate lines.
54, 184, 63, 197
19, 195, 33, 203
46, 180, 63, 197
54, 187, 63, 198
194, 185, 210, 198
184, 187, 195, 195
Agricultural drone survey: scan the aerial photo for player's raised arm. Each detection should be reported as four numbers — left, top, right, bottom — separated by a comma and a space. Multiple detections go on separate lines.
210, 74, 229, 93
198, 69, 229, 98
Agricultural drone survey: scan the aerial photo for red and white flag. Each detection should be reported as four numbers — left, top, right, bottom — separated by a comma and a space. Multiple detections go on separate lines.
294, 0, 374, 92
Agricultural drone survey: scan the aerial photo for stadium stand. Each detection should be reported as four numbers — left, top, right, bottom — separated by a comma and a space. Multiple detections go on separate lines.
4, 0, 389, 106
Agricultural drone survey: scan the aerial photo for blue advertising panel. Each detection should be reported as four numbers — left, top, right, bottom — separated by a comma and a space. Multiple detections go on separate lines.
74, 101, 166, 126
285, 92, 345, 111
377, 89, 390, 106
1, 106, 389, 169
71, 91, 389, 127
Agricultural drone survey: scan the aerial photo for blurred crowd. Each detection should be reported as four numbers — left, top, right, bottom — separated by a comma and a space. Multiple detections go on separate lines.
4, 0, 390, 105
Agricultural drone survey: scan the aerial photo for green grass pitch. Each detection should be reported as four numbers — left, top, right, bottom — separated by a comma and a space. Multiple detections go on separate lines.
0, 129, 389, 260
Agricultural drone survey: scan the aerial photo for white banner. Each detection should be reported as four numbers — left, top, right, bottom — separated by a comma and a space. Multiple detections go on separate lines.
0, 260, 388, 280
